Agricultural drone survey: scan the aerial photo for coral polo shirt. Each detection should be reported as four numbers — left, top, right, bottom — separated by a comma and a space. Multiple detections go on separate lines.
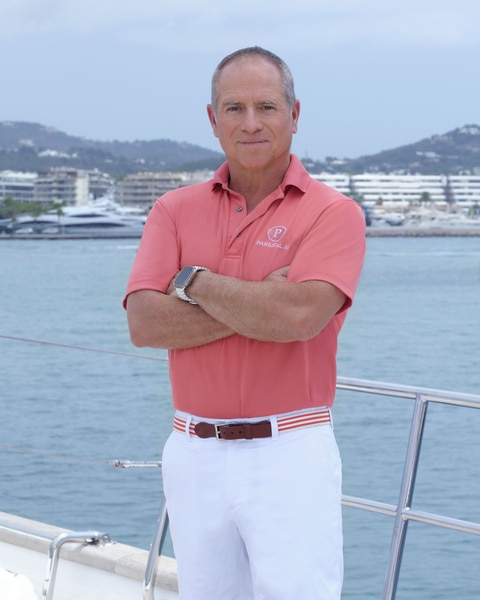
124, 155, 365, 418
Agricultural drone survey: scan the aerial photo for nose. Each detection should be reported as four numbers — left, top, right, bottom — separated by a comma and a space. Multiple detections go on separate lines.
241, 107, 263, 133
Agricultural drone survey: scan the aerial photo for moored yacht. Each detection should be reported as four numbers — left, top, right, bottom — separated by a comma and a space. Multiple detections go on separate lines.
4, 201, 147, 237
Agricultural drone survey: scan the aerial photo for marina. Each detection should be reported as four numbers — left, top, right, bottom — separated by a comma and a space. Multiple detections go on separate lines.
1, 198, 479, 240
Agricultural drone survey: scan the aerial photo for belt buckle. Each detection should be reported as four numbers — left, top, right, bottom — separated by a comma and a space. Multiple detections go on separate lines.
214, 423, 223, 440
214, 422, 239, 439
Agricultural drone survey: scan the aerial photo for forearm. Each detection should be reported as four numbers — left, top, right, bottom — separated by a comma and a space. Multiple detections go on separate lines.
186, 271, 345, 343
126, 289, 235, 349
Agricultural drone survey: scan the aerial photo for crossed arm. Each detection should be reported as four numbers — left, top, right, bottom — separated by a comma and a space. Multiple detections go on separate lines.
126, 267, 346, 350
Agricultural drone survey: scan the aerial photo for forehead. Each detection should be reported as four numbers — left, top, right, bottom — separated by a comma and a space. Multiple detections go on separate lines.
216, 57, 284, 101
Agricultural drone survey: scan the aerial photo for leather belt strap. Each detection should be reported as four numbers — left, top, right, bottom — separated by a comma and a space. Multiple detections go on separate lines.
173, 408, 331, 441
194, 420, 272, 440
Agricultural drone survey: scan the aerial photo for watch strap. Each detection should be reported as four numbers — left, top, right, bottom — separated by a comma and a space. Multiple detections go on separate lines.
176, 286, 197, 304
176, 266, 209, 304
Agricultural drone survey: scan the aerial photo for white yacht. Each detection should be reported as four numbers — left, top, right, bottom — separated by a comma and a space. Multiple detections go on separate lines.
8, 201, 146, 237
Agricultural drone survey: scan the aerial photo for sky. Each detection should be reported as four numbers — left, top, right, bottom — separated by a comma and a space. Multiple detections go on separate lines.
1, 0, 479, 162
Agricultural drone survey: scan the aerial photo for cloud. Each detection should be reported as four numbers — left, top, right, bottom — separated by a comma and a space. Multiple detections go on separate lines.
1, 0, 479, 50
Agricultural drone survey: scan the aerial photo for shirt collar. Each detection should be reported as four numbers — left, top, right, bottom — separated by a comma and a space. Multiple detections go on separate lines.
211, 154, 310, 195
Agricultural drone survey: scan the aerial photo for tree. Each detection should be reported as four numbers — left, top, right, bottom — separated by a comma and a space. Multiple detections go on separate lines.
419, 191, 432, 205
0, 195, 18, 219
0, 196, 58, 220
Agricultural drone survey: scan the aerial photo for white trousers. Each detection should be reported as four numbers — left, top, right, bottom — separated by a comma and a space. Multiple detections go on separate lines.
162, 410, 343, 600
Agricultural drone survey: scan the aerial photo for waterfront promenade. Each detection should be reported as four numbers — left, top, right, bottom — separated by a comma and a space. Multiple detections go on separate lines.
366, 226, 480, 237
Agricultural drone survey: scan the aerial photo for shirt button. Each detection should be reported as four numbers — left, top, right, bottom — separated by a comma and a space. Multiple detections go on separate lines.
235, 206, 243, 212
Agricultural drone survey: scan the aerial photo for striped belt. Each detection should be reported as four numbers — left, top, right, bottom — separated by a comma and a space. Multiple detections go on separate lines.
173, 408, 331, 440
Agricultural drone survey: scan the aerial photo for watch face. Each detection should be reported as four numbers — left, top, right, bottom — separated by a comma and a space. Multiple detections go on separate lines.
175, 266, 196, 288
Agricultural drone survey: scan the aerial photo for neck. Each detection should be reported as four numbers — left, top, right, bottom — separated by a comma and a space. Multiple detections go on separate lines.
228, 158, 290, 211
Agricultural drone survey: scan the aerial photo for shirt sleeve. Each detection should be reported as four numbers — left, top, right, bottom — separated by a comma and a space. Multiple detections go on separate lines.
288, 196, 366, 311
122, 198, 180, 308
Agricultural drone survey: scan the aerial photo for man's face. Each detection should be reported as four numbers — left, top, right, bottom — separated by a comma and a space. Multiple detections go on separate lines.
207, 58, 300, 173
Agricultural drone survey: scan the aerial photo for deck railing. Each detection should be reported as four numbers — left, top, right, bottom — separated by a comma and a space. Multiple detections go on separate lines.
336, 377, 480, 599
144, 377, 480, 600
2, 334, 478, 599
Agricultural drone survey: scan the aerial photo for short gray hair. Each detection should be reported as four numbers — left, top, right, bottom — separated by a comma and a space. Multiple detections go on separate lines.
211, 46, 296, 111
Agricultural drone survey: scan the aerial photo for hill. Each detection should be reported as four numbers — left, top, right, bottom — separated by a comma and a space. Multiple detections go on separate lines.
0, 121, 479, 176
0, 121, 225, 176
303, 124, 480, 175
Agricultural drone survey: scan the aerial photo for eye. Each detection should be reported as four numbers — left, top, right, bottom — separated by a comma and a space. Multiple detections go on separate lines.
225, 104, 242, 113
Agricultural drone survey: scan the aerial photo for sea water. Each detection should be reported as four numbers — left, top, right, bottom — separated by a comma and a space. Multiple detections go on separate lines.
1, 236, 479, 599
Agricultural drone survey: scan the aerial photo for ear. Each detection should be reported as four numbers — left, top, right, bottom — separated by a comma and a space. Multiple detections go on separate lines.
207, 104, 219, 138
291, 100, 300, 134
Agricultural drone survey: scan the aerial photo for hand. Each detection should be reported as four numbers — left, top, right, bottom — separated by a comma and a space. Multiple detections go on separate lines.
264, 266, 289, 282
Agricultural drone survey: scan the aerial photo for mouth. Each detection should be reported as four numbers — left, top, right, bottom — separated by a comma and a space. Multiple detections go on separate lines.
238, 139, 268, 147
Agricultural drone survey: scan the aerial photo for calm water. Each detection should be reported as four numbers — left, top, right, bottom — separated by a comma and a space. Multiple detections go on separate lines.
1, 236, 479, 599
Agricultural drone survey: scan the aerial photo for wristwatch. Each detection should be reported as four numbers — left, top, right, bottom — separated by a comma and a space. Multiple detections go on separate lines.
174, 266, 210, 304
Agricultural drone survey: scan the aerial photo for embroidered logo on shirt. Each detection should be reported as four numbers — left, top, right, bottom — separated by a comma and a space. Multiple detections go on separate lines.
267, 226, 287, 242
256, 226, 289, 250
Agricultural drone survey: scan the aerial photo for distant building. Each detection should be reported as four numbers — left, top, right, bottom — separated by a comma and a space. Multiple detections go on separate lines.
351, 174, 447, 205
33, 168, 114, 206
3, 167, 479, 211
311, 173, 480, 207
0, 170, 36, 202
447, 175, 480, 205
116, 171, 212, 209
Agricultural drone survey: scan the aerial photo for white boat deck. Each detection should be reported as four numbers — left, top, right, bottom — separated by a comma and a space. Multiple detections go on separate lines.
0, 511, 178, 600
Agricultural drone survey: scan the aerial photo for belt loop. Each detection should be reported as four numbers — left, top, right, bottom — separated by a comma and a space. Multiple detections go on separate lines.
270, 415, 279, 438
328, 408, 334, 430
185, 414, 193, 439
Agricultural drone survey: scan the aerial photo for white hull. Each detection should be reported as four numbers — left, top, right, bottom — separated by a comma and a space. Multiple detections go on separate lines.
5, 201, 146, 237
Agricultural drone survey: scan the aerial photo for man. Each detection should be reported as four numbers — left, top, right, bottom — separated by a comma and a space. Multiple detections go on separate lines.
124, 46, 365, 599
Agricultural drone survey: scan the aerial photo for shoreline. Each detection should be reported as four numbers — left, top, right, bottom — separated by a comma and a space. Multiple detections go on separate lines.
1, 227, 480, 240
366, 226, 480, 237
0, 232, 143, 240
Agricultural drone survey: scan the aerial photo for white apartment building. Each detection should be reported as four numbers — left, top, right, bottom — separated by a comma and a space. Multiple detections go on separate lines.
351, 174, 447, 205
34, 169, 89, 206
0, 170, 36, 202
447, 175, 480, 205
116, 172, 189, 209
33, 168, 114, 206
312, 173, 480, 206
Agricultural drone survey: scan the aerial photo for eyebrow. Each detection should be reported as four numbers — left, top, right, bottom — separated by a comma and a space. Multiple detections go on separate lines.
222, 99, 279, 108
